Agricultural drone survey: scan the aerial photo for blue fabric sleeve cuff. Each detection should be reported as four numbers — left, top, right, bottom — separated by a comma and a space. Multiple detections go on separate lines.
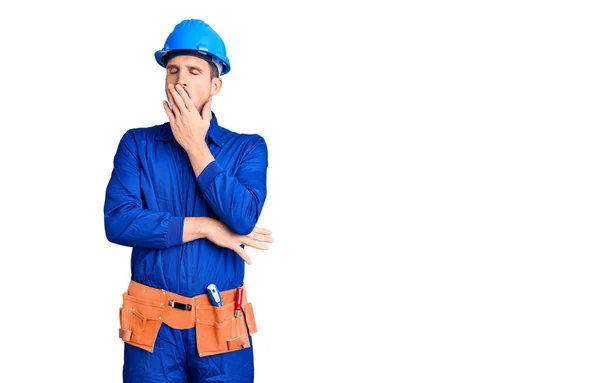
196, 161, 223, 190
166, 216, 185, 247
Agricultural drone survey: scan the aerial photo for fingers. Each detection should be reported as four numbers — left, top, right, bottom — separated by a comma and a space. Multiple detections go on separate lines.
233, 245, 252, 265
248, 226, 274, 245
162, 100, 175, 122
167, 84, 187, 114
166, 86, 181, 118
242, 237, 270, 250
252, 227, 272, 236
175, 84, 195, 112
247, 231, 274, 243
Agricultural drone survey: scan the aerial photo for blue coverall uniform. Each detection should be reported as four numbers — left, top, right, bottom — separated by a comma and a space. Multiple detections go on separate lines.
104, 113, 268, 382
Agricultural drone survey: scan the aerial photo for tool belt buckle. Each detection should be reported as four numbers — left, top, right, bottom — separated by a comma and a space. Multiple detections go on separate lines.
168, 299, 192, 311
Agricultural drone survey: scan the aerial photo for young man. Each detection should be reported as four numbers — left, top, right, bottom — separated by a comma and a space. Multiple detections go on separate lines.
104, 19, 272, 382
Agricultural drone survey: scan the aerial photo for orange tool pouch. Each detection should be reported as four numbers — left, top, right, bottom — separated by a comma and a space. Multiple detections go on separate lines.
118, 280, 258, 357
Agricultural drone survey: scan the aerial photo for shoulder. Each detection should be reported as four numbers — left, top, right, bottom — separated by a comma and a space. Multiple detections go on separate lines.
218, 125, 267, 149
216, 124, 268, 165
122, 122, 168, 142
117, 122, 168, 147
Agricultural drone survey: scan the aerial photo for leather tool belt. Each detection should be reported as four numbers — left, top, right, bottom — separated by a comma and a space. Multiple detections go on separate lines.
118, 280, 257, 357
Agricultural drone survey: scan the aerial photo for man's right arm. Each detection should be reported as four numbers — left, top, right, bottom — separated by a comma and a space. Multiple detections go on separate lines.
104, 129, 185, 249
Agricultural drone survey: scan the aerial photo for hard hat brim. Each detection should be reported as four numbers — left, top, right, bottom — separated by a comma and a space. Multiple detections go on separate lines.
154, 49, 230, 75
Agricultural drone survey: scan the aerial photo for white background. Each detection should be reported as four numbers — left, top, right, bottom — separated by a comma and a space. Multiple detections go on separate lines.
1, 0, 599, 382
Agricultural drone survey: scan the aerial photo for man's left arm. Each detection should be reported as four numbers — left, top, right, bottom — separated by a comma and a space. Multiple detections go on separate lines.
163, 85, 268, 235
194, 135, 268, 235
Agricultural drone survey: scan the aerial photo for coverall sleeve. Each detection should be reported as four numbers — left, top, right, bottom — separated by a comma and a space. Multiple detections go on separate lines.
104, 130, 184, 248
196, 135, 268, 235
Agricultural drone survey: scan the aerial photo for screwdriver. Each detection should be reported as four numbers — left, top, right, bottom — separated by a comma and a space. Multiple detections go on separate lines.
234, 287, 244, 318
207, 284, 223, 307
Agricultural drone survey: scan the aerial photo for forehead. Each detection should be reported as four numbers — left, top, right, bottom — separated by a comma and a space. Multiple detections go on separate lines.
166, 54, 211, 69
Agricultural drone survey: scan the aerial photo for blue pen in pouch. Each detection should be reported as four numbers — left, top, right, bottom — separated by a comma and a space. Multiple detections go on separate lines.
207, 284, 223, 307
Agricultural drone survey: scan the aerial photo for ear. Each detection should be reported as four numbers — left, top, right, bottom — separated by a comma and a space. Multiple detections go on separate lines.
210, 77, 223, 96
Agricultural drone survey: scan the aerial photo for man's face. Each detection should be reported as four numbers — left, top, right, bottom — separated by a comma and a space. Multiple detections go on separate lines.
165, 55, 221, 112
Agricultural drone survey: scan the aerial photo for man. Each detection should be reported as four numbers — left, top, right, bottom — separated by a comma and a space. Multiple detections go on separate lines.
104, 18, 273, 382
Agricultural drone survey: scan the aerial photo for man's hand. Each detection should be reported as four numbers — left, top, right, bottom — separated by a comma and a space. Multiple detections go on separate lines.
162, 84, 212, 153
204, 219, 274, 265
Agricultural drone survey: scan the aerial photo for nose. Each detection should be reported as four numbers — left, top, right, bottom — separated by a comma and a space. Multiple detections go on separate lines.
173, 73, 188, 88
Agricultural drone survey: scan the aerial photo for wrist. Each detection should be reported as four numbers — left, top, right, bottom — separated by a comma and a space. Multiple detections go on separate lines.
183, 217, 215, 242
187, 145, 215, 177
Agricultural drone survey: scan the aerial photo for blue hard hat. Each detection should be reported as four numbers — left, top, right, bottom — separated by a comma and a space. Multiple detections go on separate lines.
155, 19, 231, 75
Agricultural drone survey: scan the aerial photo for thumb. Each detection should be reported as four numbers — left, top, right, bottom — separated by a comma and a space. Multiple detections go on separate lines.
234, 245, 252, 265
